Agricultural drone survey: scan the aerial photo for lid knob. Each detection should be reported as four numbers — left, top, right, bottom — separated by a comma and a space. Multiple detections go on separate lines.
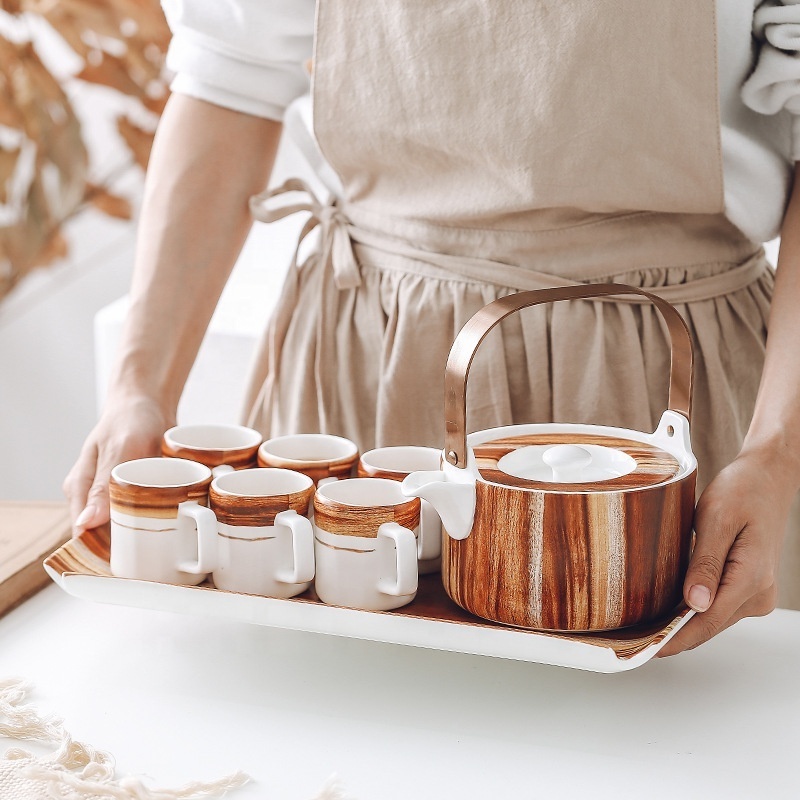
542, 444, 593, 483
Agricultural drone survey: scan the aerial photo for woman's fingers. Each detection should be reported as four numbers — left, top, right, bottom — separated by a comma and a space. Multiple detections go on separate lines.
63, 443, 99, 536
659, 564, 747, 657
64, 451, 113, 537
74, 476, 113, 534
659, 583, 777, 657
680, 488, 745, 614
63, 398, 172, 535
658, 455, 785, 657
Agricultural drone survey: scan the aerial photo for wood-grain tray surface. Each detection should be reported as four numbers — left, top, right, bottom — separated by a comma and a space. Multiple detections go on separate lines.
44, 526, 693, 673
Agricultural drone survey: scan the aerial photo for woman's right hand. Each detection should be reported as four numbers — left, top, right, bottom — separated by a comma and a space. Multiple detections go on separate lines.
63, 394, 174, 536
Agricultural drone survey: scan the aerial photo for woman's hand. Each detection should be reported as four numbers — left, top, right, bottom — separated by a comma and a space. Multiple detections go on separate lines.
658, 445, 796, 657
63, 394, 174, 536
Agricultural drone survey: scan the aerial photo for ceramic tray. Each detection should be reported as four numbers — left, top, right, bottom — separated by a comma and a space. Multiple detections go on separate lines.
44, 527, 693, 673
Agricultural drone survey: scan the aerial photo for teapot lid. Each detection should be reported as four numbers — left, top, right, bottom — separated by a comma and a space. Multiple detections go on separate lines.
474, 433, 681, 492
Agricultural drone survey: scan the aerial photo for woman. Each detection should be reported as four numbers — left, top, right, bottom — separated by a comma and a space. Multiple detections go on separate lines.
64, 0, 800, 656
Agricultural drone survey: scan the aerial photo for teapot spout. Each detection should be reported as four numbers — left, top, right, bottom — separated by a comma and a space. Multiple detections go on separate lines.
401, 470, 476, 540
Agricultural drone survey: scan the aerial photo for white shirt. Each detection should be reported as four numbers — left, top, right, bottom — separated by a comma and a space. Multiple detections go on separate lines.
161, 0, 800, 244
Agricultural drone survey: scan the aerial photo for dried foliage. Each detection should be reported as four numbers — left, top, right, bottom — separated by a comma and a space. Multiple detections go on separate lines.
0, 0, 171, 300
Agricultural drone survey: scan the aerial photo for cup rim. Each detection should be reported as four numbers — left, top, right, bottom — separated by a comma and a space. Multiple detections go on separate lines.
211, 467, 314, 498
315, 477, 413, 508
258, 433, 359, 465
163, 424, 262, 452
359, 446, 442, 474
111, 457, 212, 488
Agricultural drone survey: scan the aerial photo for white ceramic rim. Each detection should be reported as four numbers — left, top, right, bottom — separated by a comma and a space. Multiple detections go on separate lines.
111, 457, 212, 488
316, 477, 410, 507
259, 433, 358, 464
360, 446, 441, 474
212, 467, 313, 497
164, 424, 262, 452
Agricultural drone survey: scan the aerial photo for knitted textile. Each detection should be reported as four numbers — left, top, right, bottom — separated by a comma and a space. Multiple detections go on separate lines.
0, 678, 352, 799
0, 677, 249, 799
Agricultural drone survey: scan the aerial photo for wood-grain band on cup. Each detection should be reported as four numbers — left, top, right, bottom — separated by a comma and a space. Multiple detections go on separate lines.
210, 485, 315, 527
313, 495, 420, 537
162, 444, 258, 470
257, 434, 359, 484
109, 464, 211, 519
357, 447, 442, 480
162, 424, 262, 469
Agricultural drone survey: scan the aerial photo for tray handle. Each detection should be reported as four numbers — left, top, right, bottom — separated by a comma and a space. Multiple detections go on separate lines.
443, 283, 693, 468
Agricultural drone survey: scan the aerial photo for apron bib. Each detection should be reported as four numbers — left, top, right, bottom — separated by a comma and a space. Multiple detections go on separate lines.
313, 0, 726, 226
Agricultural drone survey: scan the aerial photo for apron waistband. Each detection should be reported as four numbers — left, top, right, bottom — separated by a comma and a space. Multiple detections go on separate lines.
252, 179, 770, 304
351, 228, 769, 304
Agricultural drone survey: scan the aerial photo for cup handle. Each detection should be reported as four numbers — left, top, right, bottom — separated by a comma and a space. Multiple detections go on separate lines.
376, 522, 418, 597
274, 510, 315, 585
176, 501, 218, 574
417, 501, 441, 561
212, 464, 235, 479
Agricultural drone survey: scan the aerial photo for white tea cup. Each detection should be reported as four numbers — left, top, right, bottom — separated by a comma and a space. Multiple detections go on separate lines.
358, 446, 443, 574
209, 468, 315, 598
109, 457, 217, 585
163, 423, 262, 473
313, 478, 419, 611
258, 433, 358, 485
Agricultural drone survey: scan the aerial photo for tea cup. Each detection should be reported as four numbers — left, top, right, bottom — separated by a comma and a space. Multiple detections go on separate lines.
163, 423, 262, 473
258, 433, 358, 485
313, 478, 419, 611
209, 468, 315, 597
358, 446, 443, 574
109, 457, 217, 585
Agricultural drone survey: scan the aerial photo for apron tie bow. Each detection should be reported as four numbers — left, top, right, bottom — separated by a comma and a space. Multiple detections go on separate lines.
249, 178, 361, 290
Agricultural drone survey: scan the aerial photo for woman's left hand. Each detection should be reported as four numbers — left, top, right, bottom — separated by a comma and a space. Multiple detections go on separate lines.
658, 446, 796, 657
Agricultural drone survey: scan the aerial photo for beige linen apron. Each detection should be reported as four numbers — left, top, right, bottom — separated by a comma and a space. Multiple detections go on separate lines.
244, 1, 797, 606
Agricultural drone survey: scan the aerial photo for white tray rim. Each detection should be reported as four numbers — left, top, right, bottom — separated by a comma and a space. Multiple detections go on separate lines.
44, 559, 694, 674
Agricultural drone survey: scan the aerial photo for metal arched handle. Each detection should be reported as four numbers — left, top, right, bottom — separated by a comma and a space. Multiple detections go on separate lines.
443, 284, 693, 468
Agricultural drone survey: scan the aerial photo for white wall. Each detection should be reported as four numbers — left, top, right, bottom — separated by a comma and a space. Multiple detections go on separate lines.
0, 205, 137, 500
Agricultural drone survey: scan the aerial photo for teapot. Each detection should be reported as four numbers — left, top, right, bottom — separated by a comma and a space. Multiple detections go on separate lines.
402, 284, 697, 631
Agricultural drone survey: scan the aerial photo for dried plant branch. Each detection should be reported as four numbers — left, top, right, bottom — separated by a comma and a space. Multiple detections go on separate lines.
0, 0, 171, 301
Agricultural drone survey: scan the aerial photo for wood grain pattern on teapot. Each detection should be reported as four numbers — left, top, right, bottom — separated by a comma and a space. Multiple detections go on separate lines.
210, 484, 315, 527
161, 442, 259, 470
109, 477, 211, 519
474, 433, 681, 491
313, 494, 420, 537
442, 471, 696, 631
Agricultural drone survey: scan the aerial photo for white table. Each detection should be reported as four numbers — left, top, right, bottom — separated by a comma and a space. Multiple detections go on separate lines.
1, 585, 797, 799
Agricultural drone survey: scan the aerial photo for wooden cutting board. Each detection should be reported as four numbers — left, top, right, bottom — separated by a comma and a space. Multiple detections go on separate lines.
0, 501, 72, 619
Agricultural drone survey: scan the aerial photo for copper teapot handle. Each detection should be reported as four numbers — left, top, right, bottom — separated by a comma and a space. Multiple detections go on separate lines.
443, 284, 693, 468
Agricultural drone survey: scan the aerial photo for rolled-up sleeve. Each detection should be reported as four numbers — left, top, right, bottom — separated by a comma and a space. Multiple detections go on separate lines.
741, 0, 800, 160
161, 0, 315, 121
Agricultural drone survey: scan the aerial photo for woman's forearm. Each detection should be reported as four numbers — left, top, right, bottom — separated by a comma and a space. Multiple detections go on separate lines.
742, 163, 800, 489
110, 93, 282, 414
